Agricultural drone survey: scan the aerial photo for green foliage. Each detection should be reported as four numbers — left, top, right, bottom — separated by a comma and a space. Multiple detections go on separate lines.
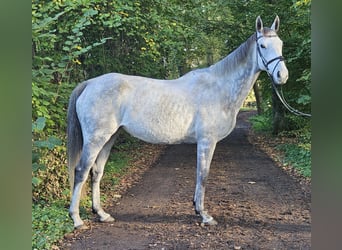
102, 132, 141, 186
250, 113, 311, 178
32, 81, 74, 133
276, 142, 311, 177
249, 113, 273, 132
32, 117, 62, 188
103, 152, 130, 186
32, 202, 74, 250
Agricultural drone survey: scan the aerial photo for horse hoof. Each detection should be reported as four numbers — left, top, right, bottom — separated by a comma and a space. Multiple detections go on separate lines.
74, 223, 89, 230
207, 218, 218, 226
200, 219, 218, 227
100, 215, 115, 223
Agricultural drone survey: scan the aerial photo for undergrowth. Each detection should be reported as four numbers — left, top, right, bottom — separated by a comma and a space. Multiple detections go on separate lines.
249, 114, 272, 132
276, 128, 311, 177
276, 142, 311, 177
250, 113, 311, 178
32, 132, 141, 250
102, 152, 130, 186
32, 202, 74, 250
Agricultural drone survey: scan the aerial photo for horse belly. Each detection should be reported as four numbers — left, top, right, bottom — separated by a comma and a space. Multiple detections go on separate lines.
121, 96, 196, 144
123, 122, 195, 144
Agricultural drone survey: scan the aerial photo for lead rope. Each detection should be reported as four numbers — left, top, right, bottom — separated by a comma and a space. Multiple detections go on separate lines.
270, 82, 311, 117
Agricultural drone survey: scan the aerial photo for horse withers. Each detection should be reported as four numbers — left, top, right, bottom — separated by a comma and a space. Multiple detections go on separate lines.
67, 16, 288, 229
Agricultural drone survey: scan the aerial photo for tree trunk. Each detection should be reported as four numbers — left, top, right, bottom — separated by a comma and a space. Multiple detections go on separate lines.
272, 88, 288, 134
206, 49, 214, 66
253, 82, 263, 114
178, 63, 190, 76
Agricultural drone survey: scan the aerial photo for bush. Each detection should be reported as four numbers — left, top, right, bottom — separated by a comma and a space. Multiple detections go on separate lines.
32, 116, 70, 204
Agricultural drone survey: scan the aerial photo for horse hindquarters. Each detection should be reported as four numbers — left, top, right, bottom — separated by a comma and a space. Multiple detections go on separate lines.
67, 81, 119, 229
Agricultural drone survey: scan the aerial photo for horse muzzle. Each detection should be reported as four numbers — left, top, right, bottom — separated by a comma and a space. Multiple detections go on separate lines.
273, 63, 288, 85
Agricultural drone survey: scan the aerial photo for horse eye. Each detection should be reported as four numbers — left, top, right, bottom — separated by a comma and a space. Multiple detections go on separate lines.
260, 44, 266, 49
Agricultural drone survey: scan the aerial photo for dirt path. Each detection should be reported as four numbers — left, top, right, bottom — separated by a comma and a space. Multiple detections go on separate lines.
61, 111, 311, 249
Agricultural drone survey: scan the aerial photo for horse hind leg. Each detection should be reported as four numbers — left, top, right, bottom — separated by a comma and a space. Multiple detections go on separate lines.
90, 133, 118, 223
69, 133, 115, 229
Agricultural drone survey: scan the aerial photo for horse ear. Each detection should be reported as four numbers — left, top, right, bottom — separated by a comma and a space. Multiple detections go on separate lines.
271, 15, 280, 32
255, 16, 263, 33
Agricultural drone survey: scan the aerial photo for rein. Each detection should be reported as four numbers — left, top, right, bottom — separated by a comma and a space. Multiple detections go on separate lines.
256, 35, 312, 118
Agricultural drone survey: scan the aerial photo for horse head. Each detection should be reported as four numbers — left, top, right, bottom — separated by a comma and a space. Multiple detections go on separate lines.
255, 16, 289, 85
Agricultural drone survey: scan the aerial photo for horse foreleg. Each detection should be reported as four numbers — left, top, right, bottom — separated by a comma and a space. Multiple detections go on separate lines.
91, 134, 117, 223
194, 139, 218, 225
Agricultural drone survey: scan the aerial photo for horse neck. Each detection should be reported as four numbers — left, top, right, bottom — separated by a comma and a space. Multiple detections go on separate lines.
211, 34, 260, 109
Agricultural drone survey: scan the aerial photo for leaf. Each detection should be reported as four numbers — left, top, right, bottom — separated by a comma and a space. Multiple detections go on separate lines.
32, 152, 40, 163
32, 117, 46, 132
34, 136, 61, 150
84, 9, 98, 17
57, 62, 67, 68
296, 95, 311, 105
47, 136, 62, 147
32, 177, 42, 186
32, 163, 46, 172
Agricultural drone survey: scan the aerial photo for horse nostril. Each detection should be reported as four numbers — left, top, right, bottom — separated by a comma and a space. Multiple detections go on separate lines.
277, 71, 281, 78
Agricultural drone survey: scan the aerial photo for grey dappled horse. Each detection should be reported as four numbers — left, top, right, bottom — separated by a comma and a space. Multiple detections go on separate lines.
68, 16, 288, 229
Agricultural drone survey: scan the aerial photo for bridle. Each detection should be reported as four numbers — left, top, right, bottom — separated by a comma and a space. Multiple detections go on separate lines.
256, 34, 285, 82
256, 34, 311, 118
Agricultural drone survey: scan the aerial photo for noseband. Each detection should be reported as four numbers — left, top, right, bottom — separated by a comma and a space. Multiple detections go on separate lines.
256, 35, 285, 78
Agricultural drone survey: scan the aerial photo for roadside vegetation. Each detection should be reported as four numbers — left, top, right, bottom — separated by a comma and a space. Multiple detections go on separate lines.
250, 112, 311, 178
32, 0, 310, 249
